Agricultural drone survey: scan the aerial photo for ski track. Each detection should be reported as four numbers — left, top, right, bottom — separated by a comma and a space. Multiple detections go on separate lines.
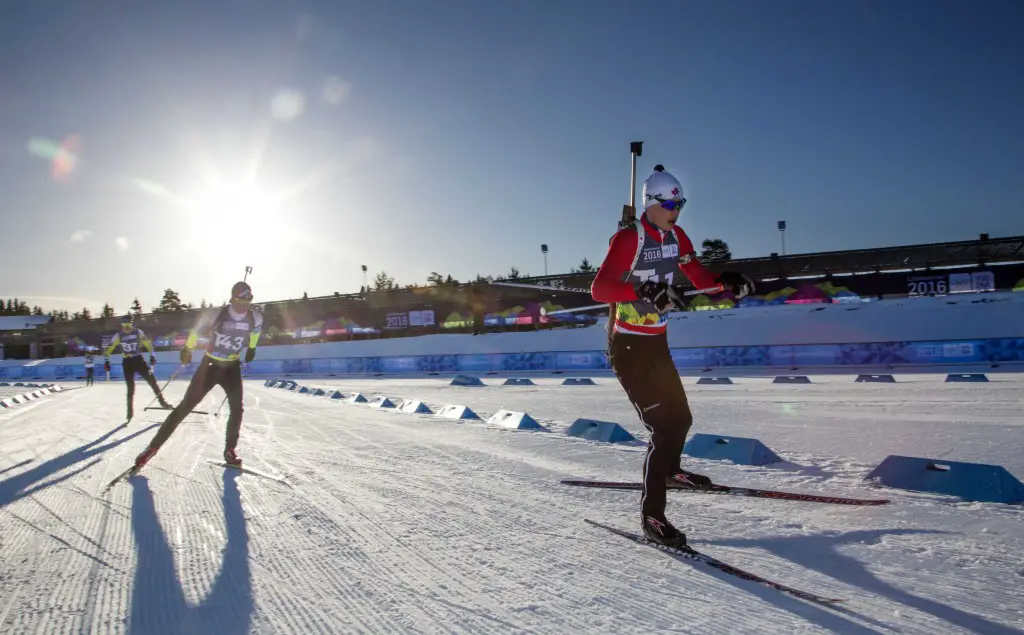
0, 377, 1021, 634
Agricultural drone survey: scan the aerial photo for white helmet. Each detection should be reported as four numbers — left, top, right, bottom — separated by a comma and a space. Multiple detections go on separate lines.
642, 164, 685, 210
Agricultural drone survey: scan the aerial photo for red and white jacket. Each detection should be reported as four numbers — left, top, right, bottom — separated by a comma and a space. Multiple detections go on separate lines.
591, 214, 721, 335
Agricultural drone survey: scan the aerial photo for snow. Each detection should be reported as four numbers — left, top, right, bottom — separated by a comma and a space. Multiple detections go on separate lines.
1, 374, 1023, 634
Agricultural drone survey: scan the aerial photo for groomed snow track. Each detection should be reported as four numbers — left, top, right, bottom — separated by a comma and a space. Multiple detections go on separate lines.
0, 376, 1022, 634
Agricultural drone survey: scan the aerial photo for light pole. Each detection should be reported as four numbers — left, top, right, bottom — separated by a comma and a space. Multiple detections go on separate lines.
541, 244, 548, 276
777, 221, 786, 256
361, 264, 368, 290
243, 265, 252, 282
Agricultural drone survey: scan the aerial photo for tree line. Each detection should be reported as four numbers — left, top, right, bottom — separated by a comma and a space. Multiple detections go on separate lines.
7, 239, 731, 321
365, 238, 730, 291
0, 290, 214, 323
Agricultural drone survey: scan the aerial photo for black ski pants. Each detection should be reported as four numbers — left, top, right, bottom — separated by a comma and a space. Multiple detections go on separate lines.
123, 356, 163, 408
148, 357, 244, 452
609, 330, 693, 520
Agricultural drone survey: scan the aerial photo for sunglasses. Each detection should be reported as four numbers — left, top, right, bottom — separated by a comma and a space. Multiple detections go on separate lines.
655, 196, 686, 212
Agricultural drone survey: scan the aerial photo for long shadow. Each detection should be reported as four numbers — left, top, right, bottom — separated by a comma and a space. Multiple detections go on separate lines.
0, 424, 157, 509
702, 528, 1024, 635
127, 471, 253, 635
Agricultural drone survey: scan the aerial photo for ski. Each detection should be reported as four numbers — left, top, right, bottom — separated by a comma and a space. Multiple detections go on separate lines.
144, 406, 209, 414
205, 459, 289, 485
563, 479, 889, 506
104, 459, 289, 492
102, 464, 141, 492
584, 519, 844, 605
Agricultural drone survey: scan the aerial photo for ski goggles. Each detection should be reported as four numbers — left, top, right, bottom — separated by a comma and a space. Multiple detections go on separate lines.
654, 196, 687, 212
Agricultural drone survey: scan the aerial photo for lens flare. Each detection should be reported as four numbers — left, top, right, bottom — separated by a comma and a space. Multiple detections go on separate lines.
26, 133, 83, 182
52, 134, 82, 181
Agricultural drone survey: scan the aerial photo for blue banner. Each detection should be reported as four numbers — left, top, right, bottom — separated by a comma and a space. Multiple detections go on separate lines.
11, 336, 1024, 381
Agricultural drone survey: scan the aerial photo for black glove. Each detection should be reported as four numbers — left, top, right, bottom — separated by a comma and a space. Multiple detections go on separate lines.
244, 348, 256, 363
634, 280, 680, 314
103, 360, 111, 372
180, 348, 192, 364
718, 271, 755, 299
149, 355, 156, 366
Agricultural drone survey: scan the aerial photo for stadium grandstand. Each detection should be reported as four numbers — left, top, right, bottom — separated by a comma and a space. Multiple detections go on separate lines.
22, 233, 1024, 360
0, 315, 54, 360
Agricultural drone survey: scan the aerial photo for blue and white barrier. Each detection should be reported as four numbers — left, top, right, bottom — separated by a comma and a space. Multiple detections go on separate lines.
8, 330, 1024, 381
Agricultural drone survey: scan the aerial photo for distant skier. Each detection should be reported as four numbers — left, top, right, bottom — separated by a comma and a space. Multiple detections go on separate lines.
591, 164, 755, 549
134, 281, 263, 470
103, 315, 172, 420
84, 352, 95, 386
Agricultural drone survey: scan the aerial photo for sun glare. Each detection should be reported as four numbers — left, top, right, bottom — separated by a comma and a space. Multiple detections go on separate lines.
184, 182, 286, 283
189, 183, 271, 240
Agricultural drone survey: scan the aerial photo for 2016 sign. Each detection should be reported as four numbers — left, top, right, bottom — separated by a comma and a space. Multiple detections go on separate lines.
385, 313, 410, 329
908, 270, 994, 297
907, 276, 947, 296
385, 310, 435, 329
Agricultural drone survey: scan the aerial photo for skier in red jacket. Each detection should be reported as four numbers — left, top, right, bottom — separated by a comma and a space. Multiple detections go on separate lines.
591, 164, 754, 548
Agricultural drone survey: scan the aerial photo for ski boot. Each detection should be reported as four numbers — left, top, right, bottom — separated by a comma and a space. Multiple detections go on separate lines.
158, 397, 173, 410
223, 448, 242, 467
642, 515, 688, 549
669, 469, 714, 489
134, 446, 158, 470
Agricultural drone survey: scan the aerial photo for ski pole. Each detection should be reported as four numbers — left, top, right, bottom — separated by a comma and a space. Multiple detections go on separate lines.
544, 286, 722, 316
143, 362, 185, 410
488, 280, 593, 294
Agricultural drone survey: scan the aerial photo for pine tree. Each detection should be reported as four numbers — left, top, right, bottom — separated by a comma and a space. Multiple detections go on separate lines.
130, 298, 143, 317
700, 238, 732, 262
373, 271, 398, 290
100, 303, 115, 318
154, 289, 184, 312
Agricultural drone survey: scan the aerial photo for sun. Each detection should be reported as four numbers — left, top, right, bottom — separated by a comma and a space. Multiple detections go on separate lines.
184, 181, 287, 281
187, 182, 274, 244
193, 181, 270, 221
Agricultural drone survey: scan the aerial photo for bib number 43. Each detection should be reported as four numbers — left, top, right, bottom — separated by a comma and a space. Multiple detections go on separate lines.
214, 332, 245, 351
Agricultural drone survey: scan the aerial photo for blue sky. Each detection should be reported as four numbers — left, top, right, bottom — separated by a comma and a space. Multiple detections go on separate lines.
1, 0, 1022, 315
